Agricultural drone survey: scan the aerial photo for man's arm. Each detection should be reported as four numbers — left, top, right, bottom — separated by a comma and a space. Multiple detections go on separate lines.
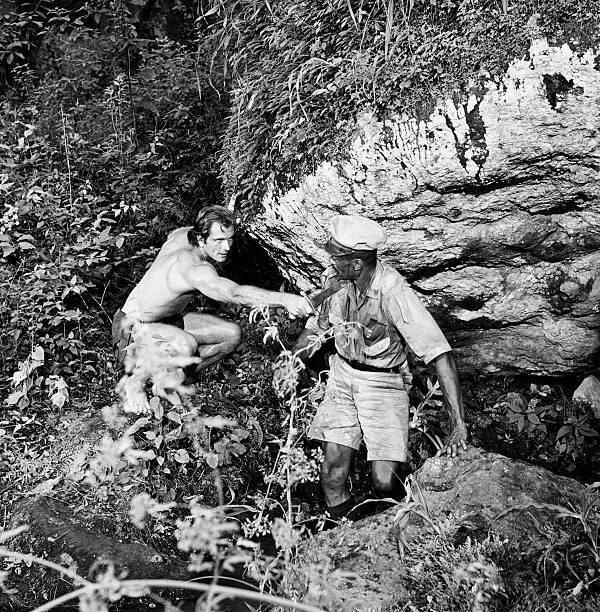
184, 264, 313, 317
432, 351, 468, 457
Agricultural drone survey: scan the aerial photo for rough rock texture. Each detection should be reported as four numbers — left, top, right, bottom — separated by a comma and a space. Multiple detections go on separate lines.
410, 447, 585, 539
249, 39, 600, 375
300, 448, 589, 611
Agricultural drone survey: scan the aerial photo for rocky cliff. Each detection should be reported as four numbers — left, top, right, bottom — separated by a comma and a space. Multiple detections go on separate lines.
247, 39, 600, 376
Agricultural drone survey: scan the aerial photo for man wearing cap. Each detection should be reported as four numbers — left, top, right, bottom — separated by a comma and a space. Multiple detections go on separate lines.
294, 214, 467, 519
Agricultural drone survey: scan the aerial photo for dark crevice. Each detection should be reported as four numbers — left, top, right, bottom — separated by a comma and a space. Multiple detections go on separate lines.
423, 174, 536, 196
542, 72, 578, 109
437, 313, 543, 331
517, 198, 592, 216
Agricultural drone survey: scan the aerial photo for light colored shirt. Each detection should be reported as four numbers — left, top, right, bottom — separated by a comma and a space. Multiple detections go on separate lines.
306, 262, 451, 367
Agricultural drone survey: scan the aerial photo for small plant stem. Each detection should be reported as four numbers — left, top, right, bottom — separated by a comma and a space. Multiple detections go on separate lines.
59, 105, 73, 208
29, 579, 327, 612
214, 466, 225, 506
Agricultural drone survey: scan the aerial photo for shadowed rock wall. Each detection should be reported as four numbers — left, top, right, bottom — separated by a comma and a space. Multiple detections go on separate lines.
248, 39, 600, 376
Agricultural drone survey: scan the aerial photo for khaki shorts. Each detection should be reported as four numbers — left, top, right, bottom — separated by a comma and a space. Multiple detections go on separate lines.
308, 354, 412, 462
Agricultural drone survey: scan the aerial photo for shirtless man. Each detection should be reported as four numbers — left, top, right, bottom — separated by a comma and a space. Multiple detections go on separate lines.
112, 205, 313, 413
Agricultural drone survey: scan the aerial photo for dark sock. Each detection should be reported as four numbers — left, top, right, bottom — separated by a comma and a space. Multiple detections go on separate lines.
326, 495, 356, 520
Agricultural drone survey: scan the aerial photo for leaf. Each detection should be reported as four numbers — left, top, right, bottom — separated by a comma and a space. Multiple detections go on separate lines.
204, 416, 236, 429
128, 417, 150, 435
572, 580, 584, 596
97, 226, 111, 243
201, 5, 220, 17
556, 425, 572, 441
29, 476, 62, 496
528, 413, 541, 425
173, 449, 190, 464
31, 346, 44, 362
166, 410, 182, 424
50, 391, 67, 408
164, 426, 182, 442
150, 396, 163, 420
231, 443, 247, 456
205, 452, 219, 469
6, 390, 23, 405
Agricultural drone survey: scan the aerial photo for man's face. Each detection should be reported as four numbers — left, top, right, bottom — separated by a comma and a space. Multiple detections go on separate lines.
202, 222, 235, 264
331, 255, 359, 281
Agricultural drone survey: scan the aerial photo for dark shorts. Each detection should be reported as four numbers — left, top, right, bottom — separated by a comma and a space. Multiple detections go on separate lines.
111, 309, 184, 365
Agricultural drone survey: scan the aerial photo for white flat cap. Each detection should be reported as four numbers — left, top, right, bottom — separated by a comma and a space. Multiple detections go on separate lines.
325, 215, 387, 254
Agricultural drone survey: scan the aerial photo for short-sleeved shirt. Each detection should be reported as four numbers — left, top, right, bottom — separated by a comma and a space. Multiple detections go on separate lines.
305, 262, 451, 368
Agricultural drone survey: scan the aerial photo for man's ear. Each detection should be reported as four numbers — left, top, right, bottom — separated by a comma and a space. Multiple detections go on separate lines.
353, 258, 363, 271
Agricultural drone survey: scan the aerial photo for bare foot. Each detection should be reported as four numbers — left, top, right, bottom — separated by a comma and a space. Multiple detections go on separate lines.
117, 375, 151, 414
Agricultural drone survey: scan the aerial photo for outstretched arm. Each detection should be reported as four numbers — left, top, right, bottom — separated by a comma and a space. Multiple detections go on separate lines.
185, 264, 313, 317
432, 351, 468, 457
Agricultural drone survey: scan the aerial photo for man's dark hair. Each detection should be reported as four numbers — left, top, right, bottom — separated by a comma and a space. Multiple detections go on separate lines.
188, 206, 235, 246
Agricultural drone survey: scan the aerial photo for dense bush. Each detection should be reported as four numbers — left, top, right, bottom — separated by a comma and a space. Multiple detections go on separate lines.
0, 1, 229, 402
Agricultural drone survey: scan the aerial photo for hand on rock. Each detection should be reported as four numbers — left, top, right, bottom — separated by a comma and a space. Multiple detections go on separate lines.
435, 423, 468, 458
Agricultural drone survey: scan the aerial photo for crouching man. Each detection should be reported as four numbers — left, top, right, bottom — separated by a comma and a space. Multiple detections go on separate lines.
293, 214, 468, 519
113, 205, 313, 413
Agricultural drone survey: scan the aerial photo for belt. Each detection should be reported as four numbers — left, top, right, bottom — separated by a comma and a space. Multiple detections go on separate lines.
337, 353, 404, 374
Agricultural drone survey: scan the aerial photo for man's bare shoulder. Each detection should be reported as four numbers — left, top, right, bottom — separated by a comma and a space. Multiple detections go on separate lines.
175, 249, 219, 278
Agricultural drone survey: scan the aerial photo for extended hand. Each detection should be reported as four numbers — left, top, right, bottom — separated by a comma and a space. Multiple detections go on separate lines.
285, 294, 315, 319
435, 423, 468, 458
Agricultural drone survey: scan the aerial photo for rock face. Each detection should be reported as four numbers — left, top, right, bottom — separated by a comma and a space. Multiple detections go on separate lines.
248, 39, 600, 376
300, 448, 590, 611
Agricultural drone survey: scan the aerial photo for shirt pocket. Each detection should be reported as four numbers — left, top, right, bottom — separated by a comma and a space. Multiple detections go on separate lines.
363, 317, 390, 357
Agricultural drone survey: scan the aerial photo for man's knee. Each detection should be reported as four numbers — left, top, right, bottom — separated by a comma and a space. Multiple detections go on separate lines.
371, 463, 407, 498
321, 444, 353, 490
321, 461, 348, 491
169, 333, 198, 357
224, 322, 242, 349
371, 472, 395, 496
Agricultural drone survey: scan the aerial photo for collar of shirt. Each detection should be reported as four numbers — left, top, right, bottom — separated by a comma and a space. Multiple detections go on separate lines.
346, 261, 383, 311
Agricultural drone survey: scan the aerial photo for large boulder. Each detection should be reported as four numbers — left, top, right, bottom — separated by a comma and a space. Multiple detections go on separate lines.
248, 39, 600, 376
298, 448, 592, 611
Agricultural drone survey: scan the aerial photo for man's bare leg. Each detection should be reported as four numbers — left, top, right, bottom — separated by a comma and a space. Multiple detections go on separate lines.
121, 323, 198, 413
183, 312, 242, 371
321, 441, 355, 507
